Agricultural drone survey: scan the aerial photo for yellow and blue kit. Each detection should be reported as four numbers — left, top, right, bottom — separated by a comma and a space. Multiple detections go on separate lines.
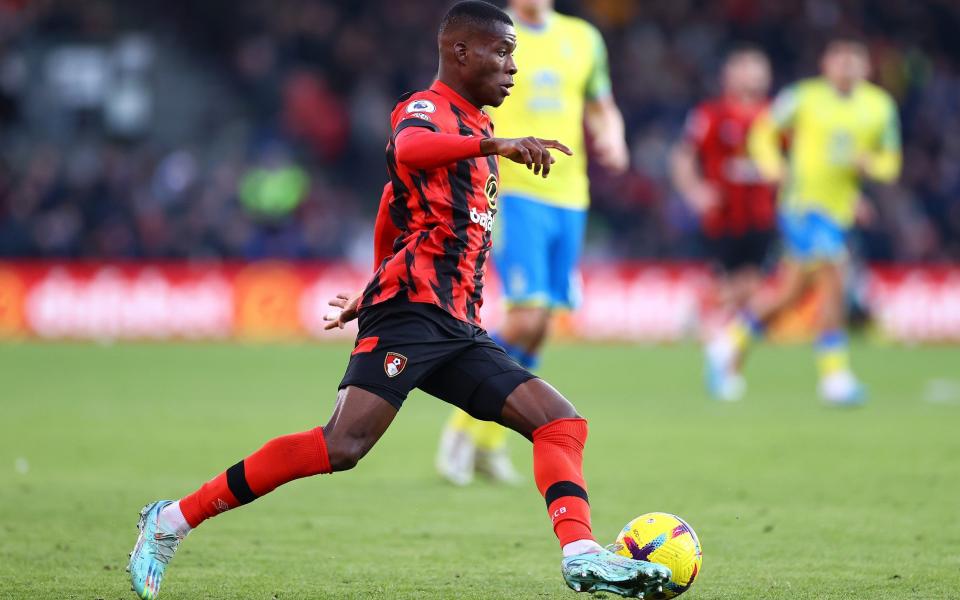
487, 11, 612, 308
749, 77, 901, 262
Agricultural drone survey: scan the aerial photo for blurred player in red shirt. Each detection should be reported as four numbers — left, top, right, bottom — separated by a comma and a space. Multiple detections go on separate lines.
671, 47, 776, 315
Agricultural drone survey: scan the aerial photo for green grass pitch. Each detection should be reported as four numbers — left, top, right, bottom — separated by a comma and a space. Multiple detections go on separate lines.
1, 340, 959, 599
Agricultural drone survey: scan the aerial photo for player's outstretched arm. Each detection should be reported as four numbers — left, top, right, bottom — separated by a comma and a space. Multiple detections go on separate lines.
481, 137, 573, 178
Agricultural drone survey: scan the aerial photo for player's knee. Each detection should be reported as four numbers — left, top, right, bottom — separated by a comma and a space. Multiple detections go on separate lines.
325, 440, 364, 472
323, 430, 373, 472
504, 307, 549, 344
543, 394, 580, 423
500, 378, 581, 438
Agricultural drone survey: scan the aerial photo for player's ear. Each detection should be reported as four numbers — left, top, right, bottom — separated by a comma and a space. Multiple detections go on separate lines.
453, 41, 469, 65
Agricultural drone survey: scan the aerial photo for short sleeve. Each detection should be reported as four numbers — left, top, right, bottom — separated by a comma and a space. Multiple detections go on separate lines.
879, 96, 901, 151
392, 94, 442, 136
682, 106, 711, 148
584, 24, 612, 101
769, 85, 801, 129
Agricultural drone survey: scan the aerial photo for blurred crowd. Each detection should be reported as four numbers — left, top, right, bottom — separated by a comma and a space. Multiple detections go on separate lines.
1, 0, 959, 262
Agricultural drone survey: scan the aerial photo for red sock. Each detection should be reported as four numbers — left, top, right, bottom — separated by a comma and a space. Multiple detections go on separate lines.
532, 418, 595, 547
179, 427, 331, 528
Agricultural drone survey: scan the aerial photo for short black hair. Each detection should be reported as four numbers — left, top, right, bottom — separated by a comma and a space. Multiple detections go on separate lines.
725, 43, 766, 61
825, 33, 869, 54
438, 1, 513, 36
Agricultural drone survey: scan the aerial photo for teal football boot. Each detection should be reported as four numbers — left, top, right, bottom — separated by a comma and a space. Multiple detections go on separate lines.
127, 501, 182, 599
561, 547, 671, 598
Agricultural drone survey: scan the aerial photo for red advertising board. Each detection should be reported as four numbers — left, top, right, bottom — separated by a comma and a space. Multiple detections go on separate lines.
1, 261, 958, 342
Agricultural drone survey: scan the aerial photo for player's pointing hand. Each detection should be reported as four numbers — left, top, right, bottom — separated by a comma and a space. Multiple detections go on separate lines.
482, 137, 573, 178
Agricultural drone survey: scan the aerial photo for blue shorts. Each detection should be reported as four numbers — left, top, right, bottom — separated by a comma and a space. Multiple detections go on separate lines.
779, 210, 848, 263
493, 193, 587, 309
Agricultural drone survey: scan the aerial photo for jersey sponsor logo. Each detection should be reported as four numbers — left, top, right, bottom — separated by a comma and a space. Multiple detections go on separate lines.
406, 99, 436, 114
484, 173, 498, 209
384, 352, 408, 377
470, 206, 495, 232
410, 112, 432, 121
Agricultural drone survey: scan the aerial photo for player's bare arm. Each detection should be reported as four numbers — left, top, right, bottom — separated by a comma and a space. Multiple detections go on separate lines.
585, 96, 629, 173
670, 140, 719, 215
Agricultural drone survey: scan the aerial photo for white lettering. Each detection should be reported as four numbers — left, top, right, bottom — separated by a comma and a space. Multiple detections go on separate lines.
469, 207, 495, 232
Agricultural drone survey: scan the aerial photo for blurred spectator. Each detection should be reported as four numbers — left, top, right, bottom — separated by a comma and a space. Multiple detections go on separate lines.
0, 0, 959, 262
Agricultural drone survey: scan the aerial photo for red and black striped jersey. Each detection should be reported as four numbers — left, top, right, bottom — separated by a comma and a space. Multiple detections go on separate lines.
360, 80, 499, 326
683, 98, 776, 238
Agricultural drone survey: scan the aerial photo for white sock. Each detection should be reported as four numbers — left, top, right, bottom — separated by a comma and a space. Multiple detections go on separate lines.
562, 538, 603, 558
707, 333, 735, 365
158, 500, 192, 538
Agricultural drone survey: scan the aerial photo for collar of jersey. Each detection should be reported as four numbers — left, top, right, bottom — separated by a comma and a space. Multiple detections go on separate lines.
508, 9, 552, 33
430, 80, 488, 122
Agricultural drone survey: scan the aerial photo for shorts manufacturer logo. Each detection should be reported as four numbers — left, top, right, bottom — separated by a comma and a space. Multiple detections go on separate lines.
384, 352, 407, 378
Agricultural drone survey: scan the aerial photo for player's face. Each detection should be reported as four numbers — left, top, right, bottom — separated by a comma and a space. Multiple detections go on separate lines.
822, 44, 870, 91
723, 53, 771, 99
466, 24, 518, 107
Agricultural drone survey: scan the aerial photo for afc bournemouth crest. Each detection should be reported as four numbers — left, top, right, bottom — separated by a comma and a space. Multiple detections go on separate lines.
484, 173, 498, 210
384, 352, 408, 378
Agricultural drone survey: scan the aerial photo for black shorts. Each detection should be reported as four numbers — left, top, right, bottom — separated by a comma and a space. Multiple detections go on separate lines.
339, 297, 537, 420
704, 230, 775, 274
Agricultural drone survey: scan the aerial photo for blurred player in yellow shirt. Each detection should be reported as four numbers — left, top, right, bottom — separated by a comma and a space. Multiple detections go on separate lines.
436, 0, 628, 485
706, 39, 902, 405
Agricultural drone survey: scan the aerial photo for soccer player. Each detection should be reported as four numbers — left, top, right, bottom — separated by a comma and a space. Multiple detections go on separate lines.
126, 3, 670, 599
436, 0, 628, 487
705, 38, 902, 403
671, 47, 776, 317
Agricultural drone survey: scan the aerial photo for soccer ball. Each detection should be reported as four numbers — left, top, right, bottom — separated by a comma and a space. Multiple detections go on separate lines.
610, 512, 702, 598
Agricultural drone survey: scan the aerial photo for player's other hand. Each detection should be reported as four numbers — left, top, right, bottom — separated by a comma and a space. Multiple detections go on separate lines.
687, 182, 720, 215
482, 137, 573, 178
323, 291, 362, 330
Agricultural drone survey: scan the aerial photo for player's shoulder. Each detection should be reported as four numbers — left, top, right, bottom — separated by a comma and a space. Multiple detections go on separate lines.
394, 89, 445, 117
696, 98, 723, 114
790, 77, 825, 98
856, 81, 896, 109
392, 89, 454, 130
689, 98, 726, 123
551, 12, 602, 44
683, 100, 719, 142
